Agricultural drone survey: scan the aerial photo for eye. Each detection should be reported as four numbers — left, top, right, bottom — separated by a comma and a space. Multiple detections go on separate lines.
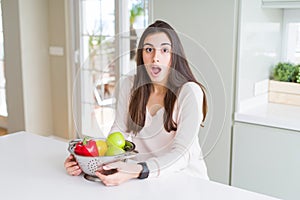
162, 48, 170, 53
145, 47, 153, 53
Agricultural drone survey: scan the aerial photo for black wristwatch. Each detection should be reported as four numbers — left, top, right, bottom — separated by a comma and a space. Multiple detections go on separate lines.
137, 162, 149, 179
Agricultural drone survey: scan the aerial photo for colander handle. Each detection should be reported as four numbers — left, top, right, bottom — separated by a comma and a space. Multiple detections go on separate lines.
101, 151, 139, 166
121, 151, 138, 160
68, 139, 81, 154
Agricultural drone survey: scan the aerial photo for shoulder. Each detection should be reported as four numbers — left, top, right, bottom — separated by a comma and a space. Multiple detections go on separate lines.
175, 82, 205, 118
176, 82, 204, 110
178, 82, 204, 98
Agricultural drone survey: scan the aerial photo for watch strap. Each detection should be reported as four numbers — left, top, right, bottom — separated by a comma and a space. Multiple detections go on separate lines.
137, 162, 149, 179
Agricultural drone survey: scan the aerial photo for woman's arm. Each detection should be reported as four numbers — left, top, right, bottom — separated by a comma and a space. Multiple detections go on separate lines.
146, 82, 206, 178
109, 76, 133, 137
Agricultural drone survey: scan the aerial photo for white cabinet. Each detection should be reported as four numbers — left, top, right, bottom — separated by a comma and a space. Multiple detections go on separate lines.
262, 0, 300, 8
231, 122, 300, 200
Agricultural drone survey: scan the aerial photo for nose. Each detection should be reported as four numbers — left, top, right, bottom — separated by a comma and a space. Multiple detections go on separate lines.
152, 49, 160, 63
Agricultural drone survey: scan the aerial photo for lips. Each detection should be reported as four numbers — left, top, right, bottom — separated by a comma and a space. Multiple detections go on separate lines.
151, 66, 162, 76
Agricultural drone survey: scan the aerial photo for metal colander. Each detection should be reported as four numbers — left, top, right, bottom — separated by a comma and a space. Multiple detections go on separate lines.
68, 138, 138, 176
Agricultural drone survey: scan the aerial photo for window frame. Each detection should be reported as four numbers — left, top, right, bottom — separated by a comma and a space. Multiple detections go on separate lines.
71, 0, 152, 138
0, 0, 7, 129
281, 8, 300, 63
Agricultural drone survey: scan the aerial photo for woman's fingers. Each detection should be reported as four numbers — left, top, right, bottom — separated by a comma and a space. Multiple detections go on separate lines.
71, 167, 82, 176
94, 161, 139, 186
95, 171, 105, 179
95, 172, 110, 185
64, 154, 82, 176
95, 171, 121, 186
64, 160, 78, 168
66, 165, 81, 176
64, 155, 74, 165
67, 154, 74, 160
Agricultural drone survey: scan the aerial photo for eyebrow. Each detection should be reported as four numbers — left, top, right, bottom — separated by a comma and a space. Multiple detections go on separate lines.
143, 42, 172, 47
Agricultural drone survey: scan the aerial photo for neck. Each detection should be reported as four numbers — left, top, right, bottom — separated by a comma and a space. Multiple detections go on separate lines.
152, 83, 167, 95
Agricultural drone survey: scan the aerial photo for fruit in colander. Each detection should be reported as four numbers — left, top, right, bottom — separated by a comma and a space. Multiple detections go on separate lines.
106, 132, 126, 149
68, 137, 137, 176
95, 139, 108, 156
105, 144, 126, 156
74, 137, 99, 157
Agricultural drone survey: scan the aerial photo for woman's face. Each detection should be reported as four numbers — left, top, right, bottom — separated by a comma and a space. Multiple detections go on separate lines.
142, 32, 172, 85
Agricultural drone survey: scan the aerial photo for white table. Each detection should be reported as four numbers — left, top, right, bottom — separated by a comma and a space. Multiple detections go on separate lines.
0, 132, 279, 200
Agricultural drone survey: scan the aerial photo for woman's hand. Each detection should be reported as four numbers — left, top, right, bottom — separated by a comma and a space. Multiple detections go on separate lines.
95, 161, 142, 186
64, 154, 82, 176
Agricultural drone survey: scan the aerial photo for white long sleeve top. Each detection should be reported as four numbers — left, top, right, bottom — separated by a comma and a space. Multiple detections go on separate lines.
109, 76, 209, 180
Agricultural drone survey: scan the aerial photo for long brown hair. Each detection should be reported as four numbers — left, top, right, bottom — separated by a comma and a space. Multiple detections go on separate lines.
127, 20, 207, 134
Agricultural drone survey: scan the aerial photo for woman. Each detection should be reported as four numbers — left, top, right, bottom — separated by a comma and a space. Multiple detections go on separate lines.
64, 20, 209, 186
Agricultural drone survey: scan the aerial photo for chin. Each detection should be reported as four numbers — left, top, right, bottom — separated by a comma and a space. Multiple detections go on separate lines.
151, 76, 167, 85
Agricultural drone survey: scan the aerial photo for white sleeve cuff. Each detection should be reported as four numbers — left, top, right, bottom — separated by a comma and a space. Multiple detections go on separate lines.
146, 158, 160, 178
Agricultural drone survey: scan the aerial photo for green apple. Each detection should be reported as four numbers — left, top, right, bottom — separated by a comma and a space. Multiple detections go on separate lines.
105, 144, 125, 156
106, 132, 125, 149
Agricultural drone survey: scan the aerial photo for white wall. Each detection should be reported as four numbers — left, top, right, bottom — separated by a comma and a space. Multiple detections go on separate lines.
48, 0, 70, 139
2, 0, 26, 133
18, 0, 53, 136
2, 0, 71, 138
153, 0, 238, 184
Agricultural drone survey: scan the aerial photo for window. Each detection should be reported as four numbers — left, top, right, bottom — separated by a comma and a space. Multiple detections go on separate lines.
282, 9, 300, 64
0, 0, 7, 118
73, 0, 150, 138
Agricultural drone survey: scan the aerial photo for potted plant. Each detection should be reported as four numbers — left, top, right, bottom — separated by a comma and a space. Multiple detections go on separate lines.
269, 62, 300, 106
129, 2, 144, 60
297, 66, 300, 83
130, 2, 144, 27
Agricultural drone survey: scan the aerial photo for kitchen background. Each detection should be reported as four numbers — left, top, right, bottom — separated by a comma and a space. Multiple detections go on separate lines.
0, 0, 299, 199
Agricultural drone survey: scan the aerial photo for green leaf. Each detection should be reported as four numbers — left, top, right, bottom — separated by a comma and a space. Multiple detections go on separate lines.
272, 62, 298, 82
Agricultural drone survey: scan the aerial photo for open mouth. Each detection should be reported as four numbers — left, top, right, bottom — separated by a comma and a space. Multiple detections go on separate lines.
151, 66, 162, 76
